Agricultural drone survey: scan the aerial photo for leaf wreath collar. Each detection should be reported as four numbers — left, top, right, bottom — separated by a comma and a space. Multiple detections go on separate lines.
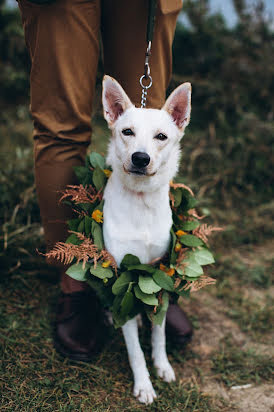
46, 152, 221, 328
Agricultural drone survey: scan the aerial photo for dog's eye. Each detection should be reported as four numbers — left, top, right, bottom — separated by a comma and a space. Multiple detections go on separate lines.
122, 128, 134, 136
155, 133, 168, 141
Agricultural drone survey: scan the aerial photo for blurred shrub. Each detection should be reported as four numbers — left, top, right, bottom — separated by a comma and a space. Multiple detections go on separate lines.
172, 0, 274, 204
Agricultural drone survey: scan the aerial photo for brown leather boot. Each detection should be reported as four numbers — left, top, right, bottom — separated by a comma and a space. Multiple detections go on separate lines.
53, 290, 107, 361
166, 303, 193, 345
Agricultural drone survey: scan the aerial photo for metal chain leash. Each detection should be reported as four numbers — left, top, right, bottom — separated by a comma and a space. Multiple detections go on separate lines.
139, 0, 157, 108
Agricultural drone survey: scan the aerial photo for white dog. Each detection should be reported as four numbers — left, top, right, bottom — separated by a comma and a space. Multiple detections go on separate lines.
102, 75, 191, 404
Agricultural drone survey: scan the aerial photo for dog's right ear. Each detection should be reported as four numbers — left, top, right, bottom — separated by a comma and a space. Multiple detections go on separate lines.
102, 75, 133, 127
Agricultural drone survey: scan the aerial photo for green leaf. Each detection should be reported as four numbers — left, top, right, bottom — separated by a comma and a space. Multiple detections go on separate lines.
170, 229, 177, 265
128, 264, 155, 273
89, 152, 105, 169
181, 220, 200, 231
134, 285, 158, 306
184, 260, 204, 277
138, 275, 162, 294
84, 216, 92, 236
180, 234, 204, 247
77, 218, 85, 233
92, 166, 106, 191
120, 291, 134, 317
152, 291, 169, 325
112, 271, 134, 295
65, 233, 81, 245
171, 188, 182, 207
67, 218, 81, 231
191, 248, 215, 265
152, 269, 174, 292
91, 221, 104, 250
120, 254, 141, 269
73, 166, 88, 183
86, 277, 114, 308
66, 263, 89, 281
90, 264, 113, 279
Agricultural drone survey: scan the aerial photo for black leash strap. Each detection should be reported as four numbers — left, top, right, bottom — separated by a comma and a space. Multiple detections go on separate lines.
140, 0, 157, 108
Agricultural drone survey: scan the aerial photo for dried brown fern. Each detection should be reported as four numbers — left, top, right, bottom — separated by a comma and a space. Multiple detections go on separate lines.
182, 275, 216, 292
59, 184, 103, 205
44, 231, 117, 272
193, 224, 223, 246
170, 181, 194, 196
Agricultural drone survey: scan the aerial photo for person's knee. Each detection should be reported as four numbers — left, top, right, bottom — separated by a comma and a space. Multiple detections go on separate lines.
34, 135, 89, 168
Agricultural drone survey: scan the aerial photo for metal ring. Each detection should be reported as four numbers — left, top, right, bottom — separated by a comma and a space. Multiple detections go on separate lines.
140, 75, 152, 89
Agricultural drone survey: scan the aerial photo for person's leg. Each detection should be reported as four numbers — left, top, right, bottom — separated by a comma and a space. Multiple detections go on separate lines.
18, 0, 106, 360
101, 0, 193, 344
101, 0, 182, 108
18, 0, 101, 292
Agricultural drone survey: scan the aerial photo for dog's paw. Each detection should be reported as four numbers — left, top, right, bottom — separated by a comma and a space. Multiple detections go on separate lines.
155, 362, 176, 383
133, 380, 157, 404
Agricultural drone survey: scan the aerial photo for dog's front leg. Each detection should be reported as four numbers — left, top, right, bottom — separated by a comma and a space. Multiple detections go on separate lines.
122, 317, 157, 404
151, 314, 176, 382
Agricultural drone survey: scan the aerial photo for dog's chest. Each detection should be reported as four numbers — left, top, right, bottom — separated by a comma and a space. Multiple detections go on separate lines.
103, 178, 172, 267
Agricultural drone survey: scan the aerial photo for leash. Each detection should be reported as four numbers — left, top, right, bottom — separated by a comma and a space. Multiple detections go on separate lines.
140, 0, 157, 108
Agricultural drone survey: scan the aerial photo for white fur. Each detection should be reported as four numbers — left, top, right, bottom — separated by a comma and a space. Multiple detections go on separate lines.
102, 76, 191, 404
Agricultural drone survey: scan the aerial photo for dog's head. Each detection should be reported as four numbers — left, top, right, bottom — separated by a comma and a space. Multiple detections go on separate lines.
102, 76, 191, 192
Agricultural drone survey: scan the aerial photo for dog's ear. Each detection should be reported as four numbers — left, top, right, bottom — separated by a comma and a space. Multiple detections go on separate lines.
162, 83, 191, 130
102, 75, 133, 126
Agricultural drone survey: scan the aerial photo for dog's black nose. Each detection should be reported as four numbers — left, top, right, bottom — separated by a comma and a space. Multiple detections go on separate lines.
131, 152, 150, 168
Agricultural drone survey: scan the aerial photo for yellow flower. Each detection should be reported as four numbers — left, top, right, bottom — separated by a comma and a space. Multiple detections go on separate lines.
102, 260, 111, 268
176, 230, 187, 237
174, 243, 182, 252
103, 169, 112, 177
92, 209, 103, 223
160, 263, 175, 277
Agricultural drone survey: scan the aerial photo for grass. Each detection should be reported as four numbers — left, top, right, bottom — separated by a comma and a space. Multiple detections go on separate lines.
212, 335, 274, 387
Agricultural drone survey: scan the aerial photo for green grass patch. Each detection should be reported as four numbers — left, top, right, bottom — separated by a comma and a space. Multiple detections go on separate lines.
211, 335, 274, 387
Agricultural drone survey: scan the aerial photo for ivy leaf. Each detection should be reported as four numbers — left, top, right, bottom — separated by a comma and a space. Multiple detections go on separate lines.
128, 264, 155, 273
180, 234, 204, 247
90, 264, 113, 279
138, 275, 162, 294
184, 260, 203, 277
191, 248, 215, 265
152, 269, 174, 292
134, 285, 158, 306
89, 152, 105, 169
66, 263, 89, 281
112, 271, 134, 295
120, 291, 134, 317
120, 254, 141, 269
152, 291, 169, 325
92, 166, 106, 191
91, 221, 104, 250
181, 220, 199, 231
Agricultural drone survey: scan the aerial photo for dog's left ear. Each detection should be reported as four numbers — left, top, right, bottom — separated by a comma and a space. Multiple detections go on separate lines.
102, 75, 133, 127
162, 82, 191, 130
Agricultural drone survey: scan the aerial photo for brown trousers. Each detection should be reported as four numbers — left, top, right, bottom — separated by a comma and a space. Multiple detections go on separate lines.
19, 0, 182, 269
